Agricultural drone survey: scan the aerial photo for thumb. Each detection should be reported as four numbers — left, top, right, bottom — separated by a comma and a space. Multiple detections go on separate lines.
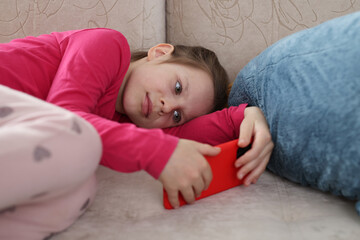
198, 143, 221, 157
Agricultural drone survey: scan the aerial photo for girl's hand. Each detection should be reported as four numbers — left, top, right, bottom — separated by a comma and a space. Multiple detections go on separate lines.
159, 139, 220, 209
235, 106, 274, 186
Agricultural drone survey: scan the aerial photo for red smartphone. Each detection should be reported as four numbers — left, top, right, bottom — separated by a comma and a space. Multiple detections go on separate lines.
163, 139, 245, 209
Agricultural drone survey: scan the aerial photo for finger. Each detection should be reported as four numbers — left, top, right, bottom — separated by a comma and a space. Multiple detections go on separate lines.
237, 156, 260, 180
237, 143, 272, 181
243, 155, 269, 186
235, 130, 271, 167
180, 187, 196, 204
198, 143, 221, 157
192, 177, 205, 198
238, 117, 254, 148
166, 188, 180, 209
202, 162, 213, 190
235, 145, 261, 168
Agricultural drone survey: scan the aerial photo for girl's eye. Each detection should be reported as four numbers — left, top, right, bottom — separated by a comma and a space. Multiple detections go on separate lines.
173, 110, 181, 123
175, 81, 182, 95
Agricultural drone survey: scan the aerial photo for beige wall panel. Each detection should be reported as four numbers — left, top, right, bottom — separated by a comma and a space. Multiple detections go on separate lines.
167, 0, 360, 81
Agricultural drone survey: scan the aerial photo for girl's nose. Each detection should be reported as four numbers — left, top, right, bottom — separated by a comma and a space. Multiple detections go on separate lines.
160, 98, 177, 114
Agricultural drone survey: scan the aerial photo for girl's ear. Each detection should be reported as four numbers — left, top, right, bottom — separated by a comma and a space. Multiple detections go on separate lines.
147, 43, 174, 61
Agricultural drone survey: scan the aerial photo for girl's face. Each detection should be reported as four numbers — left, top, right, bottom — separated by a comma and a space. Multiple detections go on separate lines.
118, 45, 214, 129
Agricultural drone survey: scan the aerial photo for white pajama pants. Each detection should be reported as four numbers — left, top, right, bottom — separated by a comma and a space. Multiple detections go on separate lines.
0, 85, 102, 240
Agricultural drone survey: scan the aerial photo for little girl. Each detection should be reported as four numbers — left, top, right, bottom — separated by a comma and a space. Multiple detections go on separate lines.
0, 28, 273, 239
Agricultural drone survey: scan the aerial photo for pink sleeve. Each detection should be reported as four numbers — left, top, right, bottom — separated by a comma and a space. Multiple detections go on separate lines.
46, 29, 178, 179
163, 104, 247, 146
76, 112, 179, 179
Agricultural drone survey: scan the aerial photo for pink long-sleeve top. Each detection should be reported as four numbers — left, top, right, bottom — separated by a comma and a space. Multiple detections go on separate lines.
0, 28, 246, 179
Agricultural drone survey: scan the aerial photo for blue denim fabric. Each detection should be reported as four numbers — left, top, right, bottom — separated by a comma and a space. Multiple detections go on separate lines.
229, 12, 360, 214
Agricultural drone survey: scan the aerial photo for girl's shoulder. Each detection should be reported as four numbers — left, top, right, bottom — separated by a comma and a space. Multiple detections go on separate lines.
51, 28, 128, 45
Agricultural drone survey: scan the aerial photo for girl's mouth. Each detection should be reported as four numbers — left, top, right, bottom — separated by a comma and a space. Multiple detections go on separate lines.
142, 93, 152, 118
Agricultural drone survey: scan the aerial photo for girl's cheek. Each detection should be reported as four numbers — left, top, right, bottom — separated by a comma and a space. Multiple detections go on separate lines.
157, 117, 172, 129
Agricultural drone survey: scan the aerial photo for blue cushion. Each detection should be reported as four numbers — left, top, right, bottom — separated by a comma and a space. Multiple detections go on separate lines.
229, 12, 360, 214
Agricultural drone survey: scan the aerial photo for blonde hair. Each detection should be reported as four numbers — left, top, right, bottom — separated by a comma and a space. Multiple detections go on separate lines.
131, 45, 229, 112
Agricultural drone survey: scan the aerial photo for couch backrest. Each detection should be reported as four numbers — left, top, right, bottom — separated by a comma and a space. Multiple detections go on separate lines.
0, 0, 165, 51
1, 0, 359, 82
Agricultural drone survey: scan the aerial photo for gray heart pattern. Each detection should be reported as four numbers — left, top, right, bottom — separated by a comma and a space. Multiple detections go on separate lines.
31, 192, 48, 199
0, 106, 14, 118
0, 206, 16, 214
71, 120, 82, 134
34, 145, 52, 162
80, 198, 90, 211
43, 233, 55, 240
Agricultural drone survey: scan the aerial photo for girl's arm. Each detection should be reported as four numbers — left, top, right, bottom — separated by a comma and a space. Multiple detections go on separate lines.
162, 104, 247, 145
73, 111, 179, 179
